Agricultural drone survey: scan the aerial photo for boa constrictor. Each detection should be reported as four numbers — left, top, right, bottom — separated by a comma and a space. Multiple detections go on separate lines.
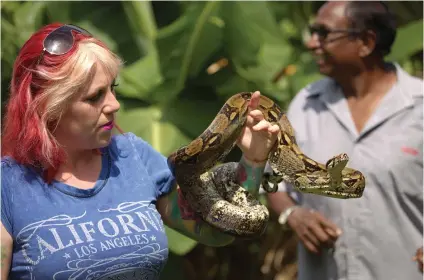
167, 92, 366, 238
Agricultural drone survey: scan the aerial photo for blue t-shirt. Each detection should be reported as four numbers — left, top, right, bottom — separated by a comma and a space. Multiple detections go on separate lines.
1, 133, 175, 280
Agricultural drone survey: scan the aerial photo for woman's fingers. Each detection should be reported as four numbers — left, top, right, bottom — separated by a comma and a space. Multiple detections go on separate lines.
252, 119, 271, 131
248, 91, 261, 110
268, 124, 280, 133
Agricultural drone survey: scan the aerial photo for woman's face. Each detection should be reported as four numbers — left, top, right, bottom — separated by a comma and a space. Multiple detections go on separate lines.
54, 65, 121, 151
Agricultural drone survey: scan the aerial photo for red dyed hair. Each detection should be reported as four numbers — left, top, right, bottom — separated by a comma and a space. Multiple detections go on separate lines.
1, 23, 118, 182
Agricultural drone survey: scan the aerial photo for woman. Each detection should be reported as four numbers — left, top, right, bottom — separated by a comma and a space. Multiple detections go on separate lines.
1, 23, 279, 279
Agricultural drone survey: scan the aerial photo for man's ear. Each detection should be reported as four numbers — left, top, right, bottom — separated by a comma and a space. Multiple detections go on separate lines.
359, 30, 377, 57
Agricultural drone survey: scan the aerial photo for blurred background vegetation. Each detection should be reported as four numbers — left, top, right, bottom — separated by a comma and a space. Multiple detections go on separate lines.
1, 1, 422, 279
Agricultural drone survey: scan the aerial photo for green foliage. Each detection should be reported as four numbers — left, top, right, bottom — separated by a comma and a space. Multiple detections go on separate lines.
165, 227, 197, 256
1, 1, 422, 279
388, 19, 423, 62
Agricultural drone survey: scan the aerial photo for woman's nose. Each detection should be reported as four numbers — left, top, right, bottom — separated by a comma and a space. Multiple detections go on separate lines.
104, 91, 120, 114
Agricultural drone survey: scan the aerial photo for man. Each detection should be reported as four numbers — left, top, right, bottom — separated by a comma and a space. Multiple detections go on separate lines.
266, 1, 423, 279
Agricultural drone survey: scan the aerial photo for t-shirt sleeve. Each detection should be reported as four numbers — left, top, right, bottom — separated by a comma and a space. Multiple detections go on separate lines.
126, 133, 176, 198
1, 160, 14, 235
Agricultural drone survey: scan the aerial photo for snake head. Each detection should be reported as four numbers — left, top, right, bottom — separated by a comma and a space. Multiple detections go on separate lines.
326, 153, 349, 171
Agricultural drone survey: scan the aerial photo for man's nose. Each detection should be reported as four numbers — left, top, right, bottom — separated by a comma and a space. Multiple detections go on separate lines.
305, 33, 321, 51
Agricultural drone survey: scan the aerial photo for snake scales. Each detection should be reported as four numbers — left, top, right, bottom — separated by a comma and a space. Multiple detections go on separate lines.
167, 92, 366, 238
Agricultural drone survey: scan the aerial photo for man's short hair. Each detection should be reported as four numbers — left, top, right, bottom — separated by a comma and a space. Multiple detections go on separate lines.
345, 1, 397, 56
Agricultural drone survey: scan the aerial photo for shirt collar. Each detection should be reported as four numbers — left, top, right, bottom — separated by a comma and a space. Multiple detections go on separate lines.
304, 63, 422, 140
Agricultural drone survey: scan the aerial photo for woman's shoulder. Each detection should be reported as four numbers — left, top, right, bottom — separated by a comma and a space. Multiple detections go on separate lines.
107, 132, 152, 160
108, 132, 168, 168
109, 132, 150, 152
111, 132, 144, 145
1, 157, 42, 190
2, 156, 24, 174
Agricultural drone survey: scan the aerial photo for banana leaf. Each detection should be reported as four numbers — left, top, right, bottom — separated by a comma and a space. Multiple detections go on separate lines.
150, 1, 223, 103
221, 2, 294, 101
387, 19, 423, 62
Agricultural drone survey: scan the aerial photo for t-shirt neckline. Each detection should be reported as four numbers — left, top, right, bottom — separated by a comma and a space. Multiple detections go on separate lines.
51, 148, 111, 198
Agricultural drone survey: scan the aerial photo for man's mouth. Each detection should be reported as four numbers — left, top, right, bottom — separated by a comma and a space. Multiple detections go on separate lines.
313, 54, 326, 65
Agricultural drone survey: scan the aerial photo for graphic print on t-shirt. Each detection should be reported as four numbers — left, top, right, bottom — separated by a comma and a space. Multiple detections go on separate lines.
16, 200, 168, 280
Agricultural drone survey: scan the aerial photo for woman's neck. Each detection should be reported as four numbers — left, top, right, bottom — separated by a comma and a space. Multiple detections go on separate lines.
55, 149, 102, 186
65, 149, 99, 169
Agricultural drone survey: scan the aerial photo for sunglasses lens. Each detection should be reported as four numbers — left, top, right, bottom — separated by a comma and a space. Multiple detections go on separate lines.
309, 26, 329, 39
43, 25, 92, 55
44, 30, 74, 55
320, 29, 330, 38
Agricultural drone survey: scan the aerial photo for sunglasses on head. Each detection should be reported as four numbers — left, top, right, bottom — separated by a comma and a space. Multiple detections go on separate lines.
37, 24, 92, 64
308, 25, 361, 41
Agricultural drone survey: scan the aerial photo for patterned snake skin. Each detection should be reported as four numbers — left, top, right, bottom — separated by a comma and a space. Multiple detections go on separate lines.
167, 92, 366, 238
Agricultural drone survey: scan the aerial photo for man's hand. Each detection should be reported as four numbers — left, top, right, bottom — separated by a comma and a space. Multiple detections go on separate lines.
413, 246, 423, 273
288, 208, 342, 254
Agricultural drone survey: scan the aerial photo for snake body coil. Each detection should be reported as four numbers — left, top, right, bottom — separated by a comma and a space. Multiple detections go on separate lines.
168, 92, 366, 238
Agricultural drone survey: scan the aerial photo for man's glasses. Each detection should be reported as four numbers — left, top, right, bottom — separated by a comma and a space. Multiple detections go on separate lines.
308, 25, 361, 41
37, 24, 92, 64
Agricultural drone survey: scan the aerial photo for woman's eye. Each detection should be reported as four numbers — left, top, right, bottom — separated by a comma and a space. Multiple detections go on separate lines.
111, 82, 119, 92
85, 81, 118, 103
86, 90, 103, 103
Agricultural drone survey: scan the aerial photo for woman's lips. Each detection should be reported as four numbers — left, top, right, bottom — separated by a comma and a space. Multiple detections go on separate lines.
101, 121, 114, 130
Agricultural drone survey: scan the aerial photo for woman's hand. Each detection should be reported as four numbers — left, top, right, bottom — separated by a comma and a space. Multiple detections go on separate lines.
237, 91, 280, 164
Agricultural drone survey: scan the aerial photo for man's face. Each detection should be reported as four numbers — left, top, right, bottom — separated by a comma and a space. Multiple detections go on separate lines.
306, 2, 363, 77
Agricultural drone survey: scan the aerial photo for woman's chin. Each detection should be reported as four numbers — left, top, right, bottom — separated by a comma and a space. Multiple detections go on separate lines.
97, 133, 113, 147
